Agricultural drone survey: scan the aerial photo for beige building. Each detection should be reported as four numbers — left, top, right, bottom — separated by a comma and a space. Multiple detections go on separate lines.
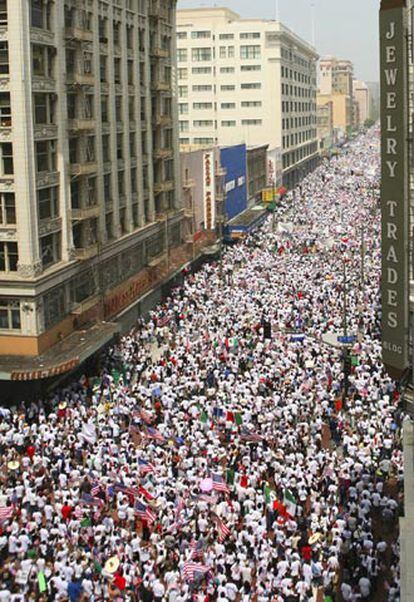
176, 7, 319, 189
316, 98, 334, 152
353, 79, 370, 127
0, 0, 186, 382
318, 56, 354, 136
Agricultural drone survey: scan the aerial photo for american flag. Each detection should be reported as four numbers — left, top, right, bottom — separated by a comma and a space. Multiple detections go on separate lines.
145, 427, 165, 443
134, 500, 156, 524
182, 561, 212, 583
113, 482, 141, 498
90, 481, 103, 497
157, 314, 171, 327
175, 497, 185, 521
138, 485, 155, 502
212, 473, 230, 494
80, 492, 104, 508
138, 459, 156, 474
140, 408, 153, 424
0, 506, 13, 523
211, 512, 231, 543
197, 493, 217, 504
240, 427, 265, 443
190, 538, 204, 560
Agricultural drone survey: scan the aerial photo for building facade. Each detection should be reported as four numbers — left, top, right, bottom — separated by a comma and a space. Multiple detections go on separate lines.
0, 0, 185, 378
353, 79, 370, 127
318, 56, 354, 135
176, 8, 319, 189
316, 98, 334, 153
247, 145, 268, 205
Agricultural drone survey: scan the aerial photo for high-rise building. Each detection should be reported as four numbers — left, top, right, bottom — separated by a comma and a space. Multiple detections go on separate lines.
0, 0, 185, 383
318, 56, 354, 135
176, 7, 319, 189
353, 79, 370, 127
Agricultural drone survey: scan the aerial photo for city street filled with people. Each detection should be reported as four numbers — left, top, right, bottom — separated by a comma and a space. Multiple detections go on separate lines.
0, 128, 404, 601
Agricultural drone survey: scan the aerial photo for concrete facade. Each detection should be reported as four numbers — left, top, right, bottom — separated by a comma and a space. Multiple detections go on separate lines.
353, 79, 370, 127
247, 145, 268, 205
0, 0, 185, 375
176, 7, 319, 190
318, 56, 354, 135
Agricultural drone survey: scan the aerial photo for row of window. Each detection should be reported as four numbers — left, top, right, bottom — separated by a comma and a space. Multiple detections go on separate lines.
177, 31, 261, 40
178, 45, 261, 63
179, 100, 263, 114
179, 119, 262, 131
281, 83, 314, 99
282, 141, 318, 169
178, 65, 261, 79
282, 116, 315, 130
281, 47, 312, 71
282, 129, 317, 149
281, 101, 317, 114
281, 66, 313, 84
178, 83, 261, 97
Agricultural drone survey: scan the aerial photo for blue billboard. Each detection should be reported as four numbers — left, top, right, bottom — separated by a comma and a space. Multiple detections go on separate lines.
220, 144, 247, 221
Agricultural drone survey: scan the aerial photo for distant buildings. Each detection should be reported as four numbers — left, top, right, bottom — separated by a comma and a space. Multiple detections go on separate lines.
176, 7, 319, 189
318, 56, 354, 138
353, 79, 370, 126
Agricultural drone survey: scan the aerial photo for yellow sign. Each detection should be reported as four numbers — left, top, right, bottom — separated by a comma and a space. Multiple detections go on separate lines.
262, 188, 278, 203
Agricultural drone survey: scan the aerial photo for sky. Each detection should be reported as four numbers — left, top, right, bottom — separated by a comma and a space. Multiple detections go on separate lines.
176, 0, 379, 82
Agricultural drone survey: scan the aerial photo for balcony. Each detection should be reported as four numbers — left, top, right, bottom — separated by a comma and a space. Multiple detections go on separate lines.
70, 162, 97, 176
154, 148, 173, 160
183, 178, 195, 189
154, 180, 174, 194
65, 27, 94, 43
152, 80, 171, 92
68, 118, 96, 131
67, 72, 95, 87
74, 243, 98, 260
155, 114, 172, 127
151, 47, 169, 59
71, 205, 100, 220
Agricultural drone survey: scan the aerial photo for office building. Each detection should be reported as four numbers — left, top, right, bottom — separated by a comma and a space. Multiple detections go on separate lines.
176, 7, 319, 189
318, 56, 354, 135
0, 0, 184, 382
353, 79, 370, 127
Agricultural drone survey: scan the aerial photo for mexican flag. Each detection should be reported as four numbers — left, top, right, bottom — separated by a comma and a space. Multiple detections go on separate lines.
264, 484, 276, 505
234, 412, 243, 426
283, 489, 297, 517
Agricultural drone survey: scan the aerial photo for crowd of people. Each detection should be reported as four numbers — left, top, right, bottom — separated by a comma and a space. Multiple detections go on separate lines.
0, 128, 405, 601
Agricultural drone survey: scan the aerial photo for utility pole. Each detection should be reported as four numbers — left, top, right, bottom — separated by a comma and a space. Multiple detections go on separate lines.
342, 257, 350, 408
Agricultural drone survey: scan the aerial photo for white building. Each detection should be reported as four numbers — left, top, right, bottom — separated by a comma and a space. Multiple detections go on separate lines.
176, 7, 319, 189
0, 0, 184, 381
353, 79, 370, 127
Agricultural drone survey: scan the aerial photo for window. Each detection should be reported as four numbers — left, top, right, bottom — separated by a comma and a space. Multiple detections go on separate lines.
0, 41, 8, 74
116, 133, 123, 160
0, 193, 15, 225
192, 48, 211, 62
179, 121, 189, 132
35, 140, 56, 173
178, 103, 188, 115
221, 103, 235, 109
100, 55, 107, 82
40, 233, 61, 268
219, 33, 234, 40
228, 46, 235, 58
0, 299, 20, 330
192, 67, 211, 74
101, 96, 108, 122
193, 138, 214, 145
177, 49, 188, 62
128, 96, 135, 122
241, 65, 261, 71
241, 101, 262, 107
193, 120, 213, 127
240, 32, 260, 39
114, 58, 121, 84
241, 83, 261, 89
242, 119, 262, 125
43, 287, 66, 329
219, 47, 226, 59
113, 22, 121, 46
221, 85, 235, 91
34, 93, 54, 125
32, 45, 53, 77
191, 31, 211, 39
71, 269, 96, 304
1, 142, 13, 175
240, 45, 261, 59
38, 187, 59, 220
0, 0, 7, 25
0, 92, 11, 126
192, 85, 212, 92
221, 121, 236, 127
220, 67, 234, 74
193, 103, 212, 110
0, 242, 18, 272
31, 0, 51, 30
178, 68, 188, 79
129, 132, 136, 158
177, 31, 187, 39
115, 95, 122, 121
178, 85, 188, 98
180, 138, 190, 145
104, 174, 111, 204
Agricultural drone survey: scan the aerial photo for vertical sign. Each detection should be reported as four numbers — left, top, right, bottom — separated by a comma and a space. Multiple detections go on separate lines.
203, 151, 216, 230
380, 0, 409, 378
